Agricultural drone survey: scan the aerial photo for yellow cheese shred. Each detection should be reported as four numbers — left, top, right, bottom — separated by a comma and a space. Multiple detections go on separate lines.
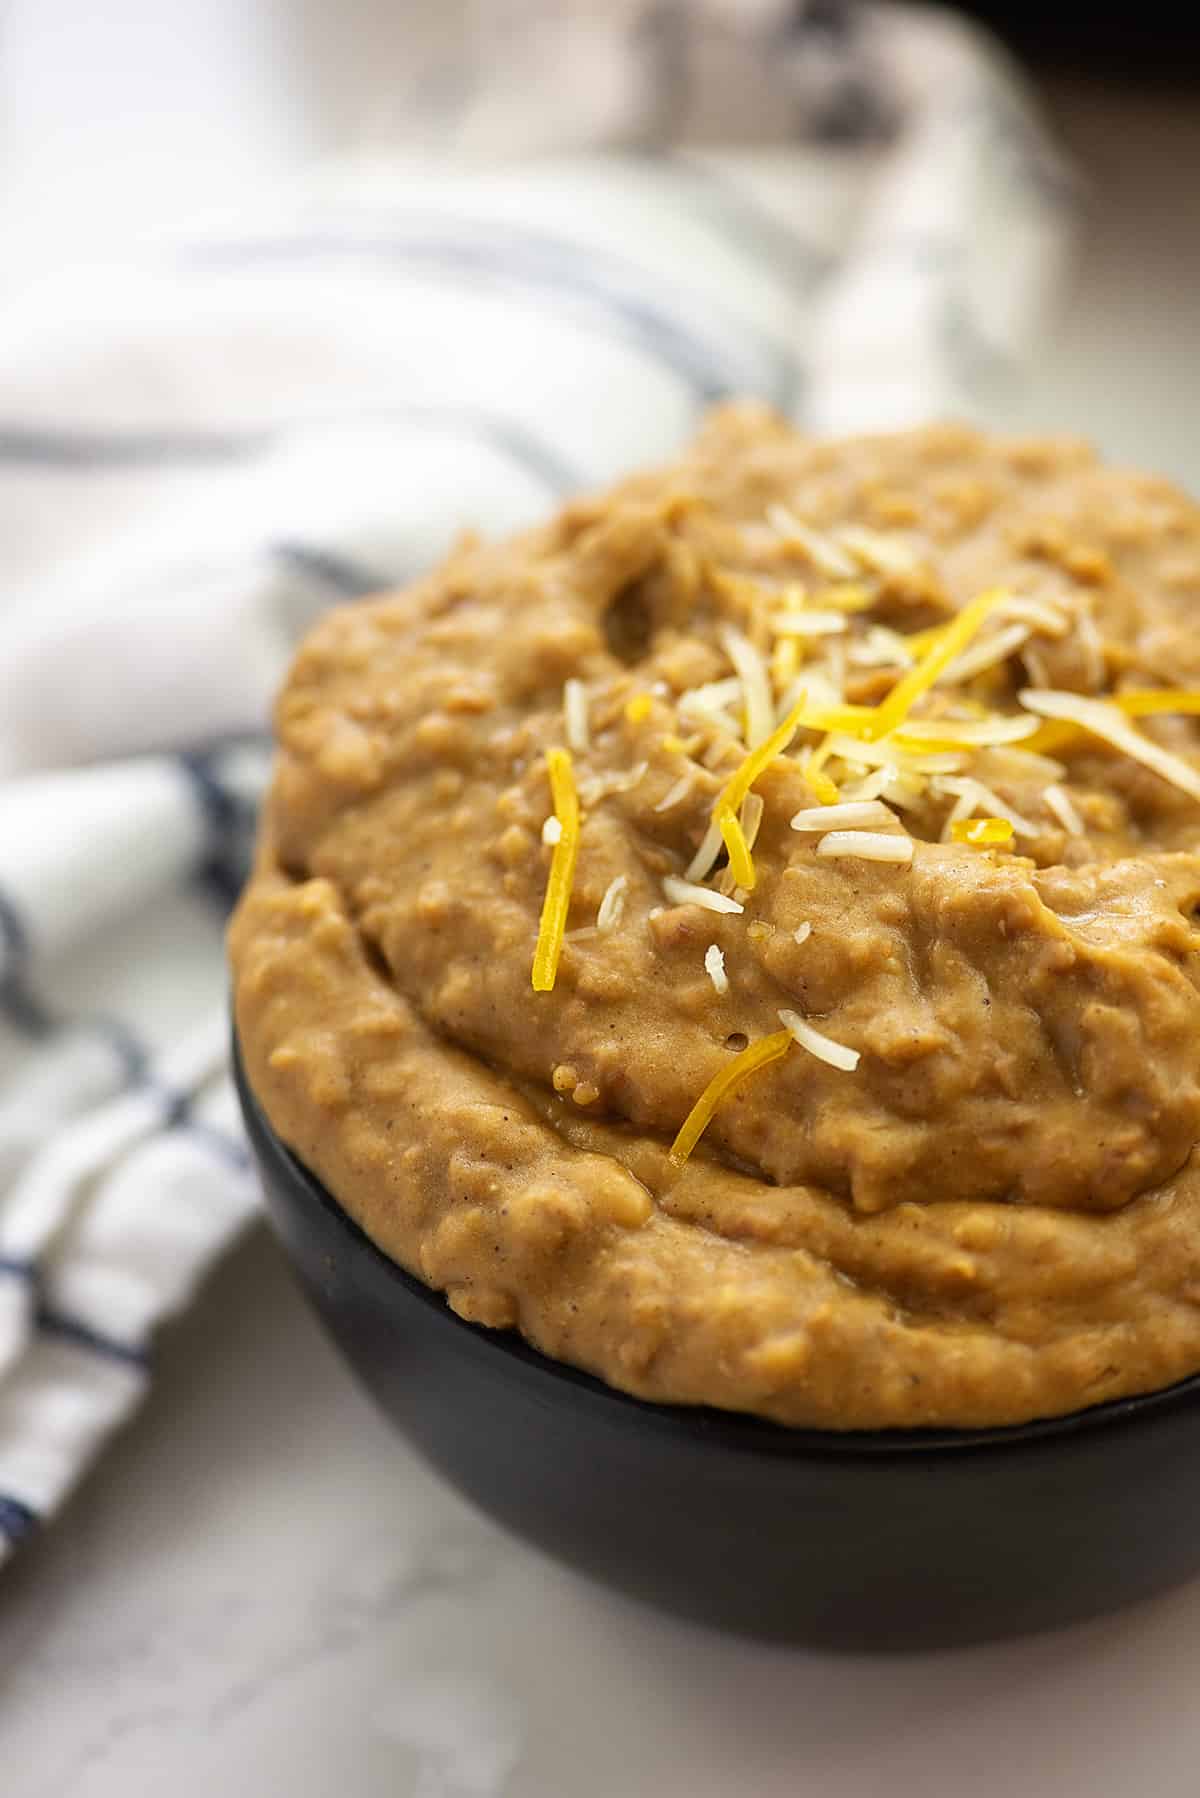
717, 805, 755, 889
669, 1030, 793, 1165
531, 748, 581, 993
863, 588, 1009, 741
1026, 687, 1200, 755
802, 744, 841, 804
951, 816, 1015, 847
704, 694, 810, 891
1116, 688, 1200, 719
625, 693, 653, 724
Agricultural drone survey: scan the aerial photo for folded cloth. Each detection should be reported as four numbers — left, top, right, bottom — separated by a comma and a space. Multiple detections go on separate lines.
0, 0, 1072, 1559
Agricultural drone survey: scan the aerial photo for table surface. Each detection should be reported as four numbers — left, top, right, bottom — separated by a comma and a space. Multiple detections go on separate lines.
3, 52, 1200, 1798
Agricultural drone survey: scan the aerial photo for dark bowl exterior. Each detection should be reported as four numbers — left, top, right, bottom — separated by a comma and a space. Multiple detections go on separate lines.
235, 1037, 1200, 1649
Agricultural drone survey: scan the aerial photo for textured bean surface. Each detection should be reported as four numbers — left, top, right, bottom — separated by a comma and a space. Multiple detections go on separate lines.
231, 409, 1200, 1428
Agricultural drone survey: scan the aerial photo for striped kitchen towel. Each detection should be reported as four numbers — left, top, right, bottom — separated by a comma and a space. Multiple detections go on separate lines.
0, 0, 1072, 1558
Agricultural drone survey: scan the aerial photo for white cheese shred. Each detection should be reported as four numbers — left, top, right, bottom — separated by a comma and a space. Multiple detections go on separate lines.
1044, 783, 1084, 836
816, 831, 914, 864
596, 873, 628, 932
1020, 688, 1200, 806
663, 875, 745, 915
835, 525, 918, 577
769, 611, 848, 638
766, 505, 858, 579
654, 771, 696, 813
704, 944, 729, 994
791, 799, 894, 833
935, 775, 1039, 839
740, 790, 765, 851
685, 814, 726, 884
941, 622, 1031, 686
563, 678, 590, 754
778, 1007, 860, 1071
719, 623, 774, 748
542, 815, 563, 846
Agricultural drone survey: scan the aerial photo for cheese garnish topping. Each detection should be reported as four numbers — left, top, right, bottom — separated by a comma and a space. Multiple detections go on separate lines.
862, 588, 1010, 741
537, 505, 1200, 1148
669, 1029, 793, 1165
531, 747, 581, 992
951, 816, 1015, 847
1019, 689, 1200, 806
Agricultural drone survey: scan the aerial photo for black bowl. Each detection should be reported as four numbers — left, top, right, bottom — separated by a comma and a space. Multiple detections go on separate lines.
235, 1035, 1200, 1650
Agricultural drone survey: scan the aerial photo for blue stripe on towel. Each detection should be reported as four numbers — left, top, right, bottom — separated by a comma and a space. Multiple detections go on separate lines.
272, 541, 393, 597
0, 425, 249, 466
37, 1309, 149, 1371
0, 1495, 38, 1546
667, 150, 836, 297
0, 884, 31, 972
0, 886, 57, 1041
144, 1074, 252, 1172
0, 404, 584, 494
183, 226, 790, 404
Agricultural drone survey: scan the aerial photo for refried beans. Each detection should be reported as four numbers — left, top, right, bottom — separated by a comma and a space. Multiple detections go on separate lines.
230, 408, 1200, 1429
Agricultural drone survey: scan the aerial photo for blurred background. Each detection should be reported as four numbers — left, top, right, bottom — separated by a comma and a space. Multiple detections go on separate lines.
1, 0, 1198, 483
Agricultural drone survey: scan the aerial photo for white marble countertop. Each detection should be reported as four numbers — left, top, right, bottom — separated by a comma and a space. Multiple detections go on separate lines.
3, 47, 1200, 1798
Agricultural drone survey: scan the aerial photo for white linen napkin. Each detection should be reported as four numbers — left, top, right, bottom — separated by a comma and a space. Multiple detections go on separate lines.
0, 0, 1072, 1558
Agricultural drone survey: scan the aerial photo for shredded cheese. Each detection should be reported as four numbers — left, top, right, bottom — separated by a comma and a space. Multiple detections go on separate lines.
679, 677, 743, 720
740, 789, 765, 851
941, 621, 1030, 686
790, 799, 894, 832
708, 690, 813, 888
895, 713, 1040, 749
817, 831, 914, 864
1076, 606, 1106, 689
531, 748, 581, 992
669, 1029, 793, 1165
848, 625, 913, 669
720, 624, 775, 747
704, 944, 728, 994
596, 873, 628, 932
625, 693, 653, 724
838, 767, 924, 810
835, 525, 919, 578
563, 678, 590, 753
778, 1007, 860, 1072
1025, 686, 1200, 755
935, 775, 1039, 838
801, 748, 840, 805
864, 588, 1009, 740
1019, 688, 1200, 805
951, 816, 1015, 847
1115, 688, 1200, 721
654, 771, 695, 813
771, 634, 800, 695
769, 611, 848, 638
998, 597, 1070, 637
1044, 783, 1084, 836
662, 875, 745, 915
822, 732, 962, 774
686, 815, 726, 883
541, 815, 563, 846
766, 505, 858, 579
818, 582, 878, 613
717, 805, 756, 890
578, 761, 648, 806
